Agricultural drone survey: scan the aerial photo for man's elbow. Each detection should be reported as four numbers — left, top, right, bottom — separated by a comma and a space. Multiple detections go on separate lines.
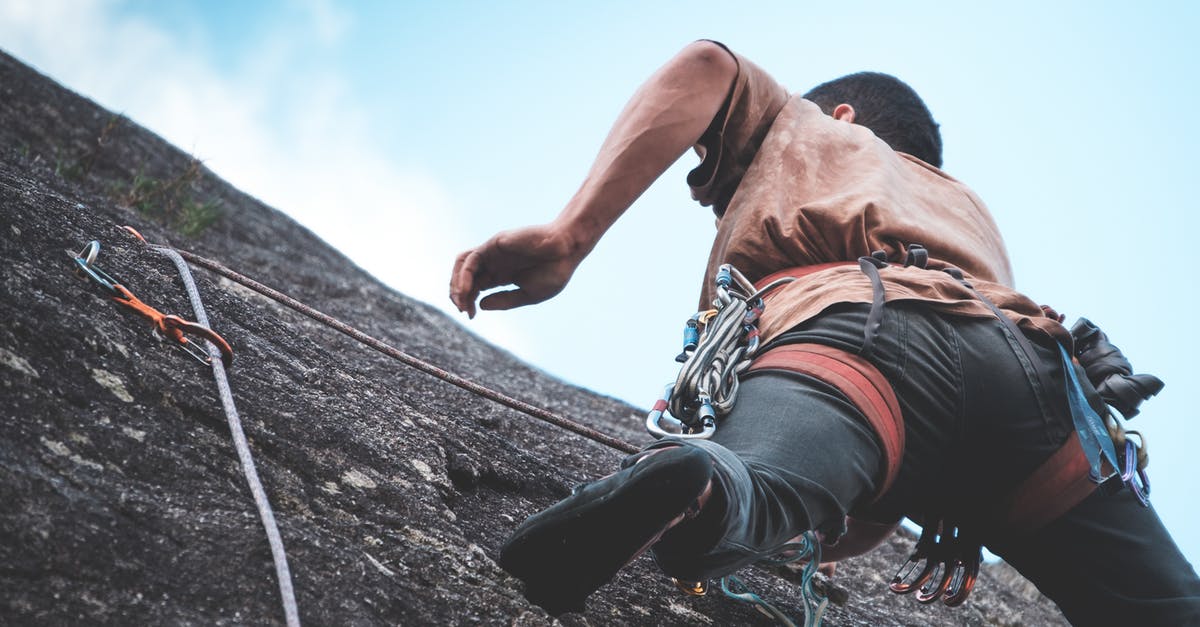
677, 40, 738, 83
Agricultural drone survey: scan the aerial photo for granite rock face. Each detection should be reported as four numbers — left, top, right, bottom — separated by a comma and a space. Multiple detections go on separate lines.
0, 50, 1067, 625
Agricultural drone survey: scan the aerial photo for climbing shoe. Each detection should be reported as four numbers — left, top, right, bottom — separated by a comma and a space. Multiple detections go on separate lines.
498, 445, 714, 615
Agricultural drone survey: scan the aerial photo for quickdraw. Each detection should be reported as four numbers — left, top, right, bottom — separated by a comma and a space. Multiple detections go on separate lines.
889, 517, 982, 607
645, 264, 794, 440
72, 239, 234, 366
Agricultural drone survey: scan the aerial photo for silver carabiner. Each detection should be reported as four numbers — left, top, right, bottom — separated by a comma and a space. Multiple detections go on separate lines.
646, 384, 717, 440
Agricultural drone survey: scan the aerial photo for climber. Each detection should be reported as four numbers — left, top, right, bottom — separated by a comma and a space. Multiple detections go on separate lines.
448, 40, 1200, 624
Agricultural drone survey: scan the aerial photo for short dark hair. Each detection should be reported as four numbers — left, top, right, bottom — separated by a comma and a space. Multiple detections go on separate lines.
803, 72, 943, 168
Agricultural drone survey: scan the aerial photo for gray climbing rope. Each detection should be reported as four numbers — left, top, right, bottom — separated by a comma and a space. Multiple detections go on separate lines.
156, 246, 301, 627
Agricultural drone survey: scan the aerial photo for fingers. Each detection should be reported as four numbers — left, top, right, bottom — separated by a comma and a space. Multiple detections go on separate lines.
478, 288, 543, 312
478, 267, 567, 311
450, 249, 482, 318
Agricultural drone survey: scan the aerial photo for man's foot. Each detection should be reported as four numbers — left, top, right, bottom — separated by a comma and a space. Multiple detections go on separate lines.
498, 446, 714, 615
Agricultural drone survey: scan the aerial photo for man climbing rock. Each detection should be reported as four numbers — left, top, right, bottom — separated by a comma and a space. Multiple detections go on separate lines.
448, 40, 1200, 624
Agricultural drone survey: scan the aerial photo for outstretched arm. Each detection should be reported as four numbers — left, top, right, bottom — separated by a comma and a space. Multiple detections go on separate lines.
450, 41, 737, 317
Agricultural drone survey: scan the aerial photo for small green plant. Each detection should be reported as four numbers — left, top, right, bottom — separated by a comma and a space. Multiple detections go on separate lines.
126, 172, 166, 213
54, 152, 85, 181
178, 198, 223, 237
122, 158, 224, 237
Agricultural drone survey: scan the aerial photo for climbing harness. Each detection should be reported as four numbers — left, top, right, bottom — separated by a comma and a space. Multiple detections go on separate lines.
646, 246, 1162, 620
72, 240, 233, 366
70, 225, 1165, 624
863, 243, 1160, 609
861, 244, 1156, 503
746, 342, 905, 500
646, 264, 794, 439
72, 230, 299, 627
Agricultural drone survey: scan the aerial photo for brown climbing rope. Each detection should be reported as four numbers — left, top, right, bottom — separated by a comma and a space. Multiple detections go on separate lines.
165, 245, 640, 455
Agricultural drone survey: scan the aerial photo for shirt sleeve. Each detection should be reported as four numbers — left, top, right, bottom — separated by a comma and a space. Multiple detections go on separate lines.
687, 42, 790, 216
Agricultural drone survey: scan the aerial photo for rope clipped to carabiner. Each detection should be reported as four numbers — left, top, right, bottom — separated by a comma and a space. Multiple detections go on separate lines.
646, 264, 793, 439
72, 239, 234, 366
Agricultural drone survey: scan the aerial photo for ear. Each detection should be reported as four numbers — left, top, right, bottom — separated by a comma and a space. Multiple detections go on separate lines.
832, 103, 856, 123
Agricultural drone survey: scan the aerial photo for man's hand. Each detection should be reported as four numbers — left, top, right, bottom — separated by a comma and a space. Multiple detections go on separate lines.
449, 224, 583, 318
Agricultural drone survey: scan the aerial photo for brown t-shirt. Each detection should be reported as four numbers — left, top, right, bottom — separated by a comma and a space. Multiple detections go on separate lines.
690, 48, 1067, 345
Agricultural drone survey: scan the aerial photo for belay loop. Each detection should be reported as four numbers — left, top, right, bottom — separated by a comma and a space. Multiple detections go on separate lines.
646, 264, 794, 440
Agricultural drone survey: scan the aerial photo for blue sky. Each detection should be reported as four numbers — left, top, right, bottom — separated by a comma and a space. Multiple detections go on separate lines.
3, 0, 1197, 573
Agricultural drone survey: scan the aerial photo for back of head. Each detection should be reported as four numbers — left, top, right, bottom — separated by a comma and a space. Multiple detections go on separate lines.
803, 72, 943, 168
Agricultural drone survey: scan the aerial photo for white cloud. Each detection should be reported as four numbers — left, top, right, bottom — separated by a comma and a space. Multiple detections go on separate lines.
0, 0, 529, 350
297, 0, 353, 45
